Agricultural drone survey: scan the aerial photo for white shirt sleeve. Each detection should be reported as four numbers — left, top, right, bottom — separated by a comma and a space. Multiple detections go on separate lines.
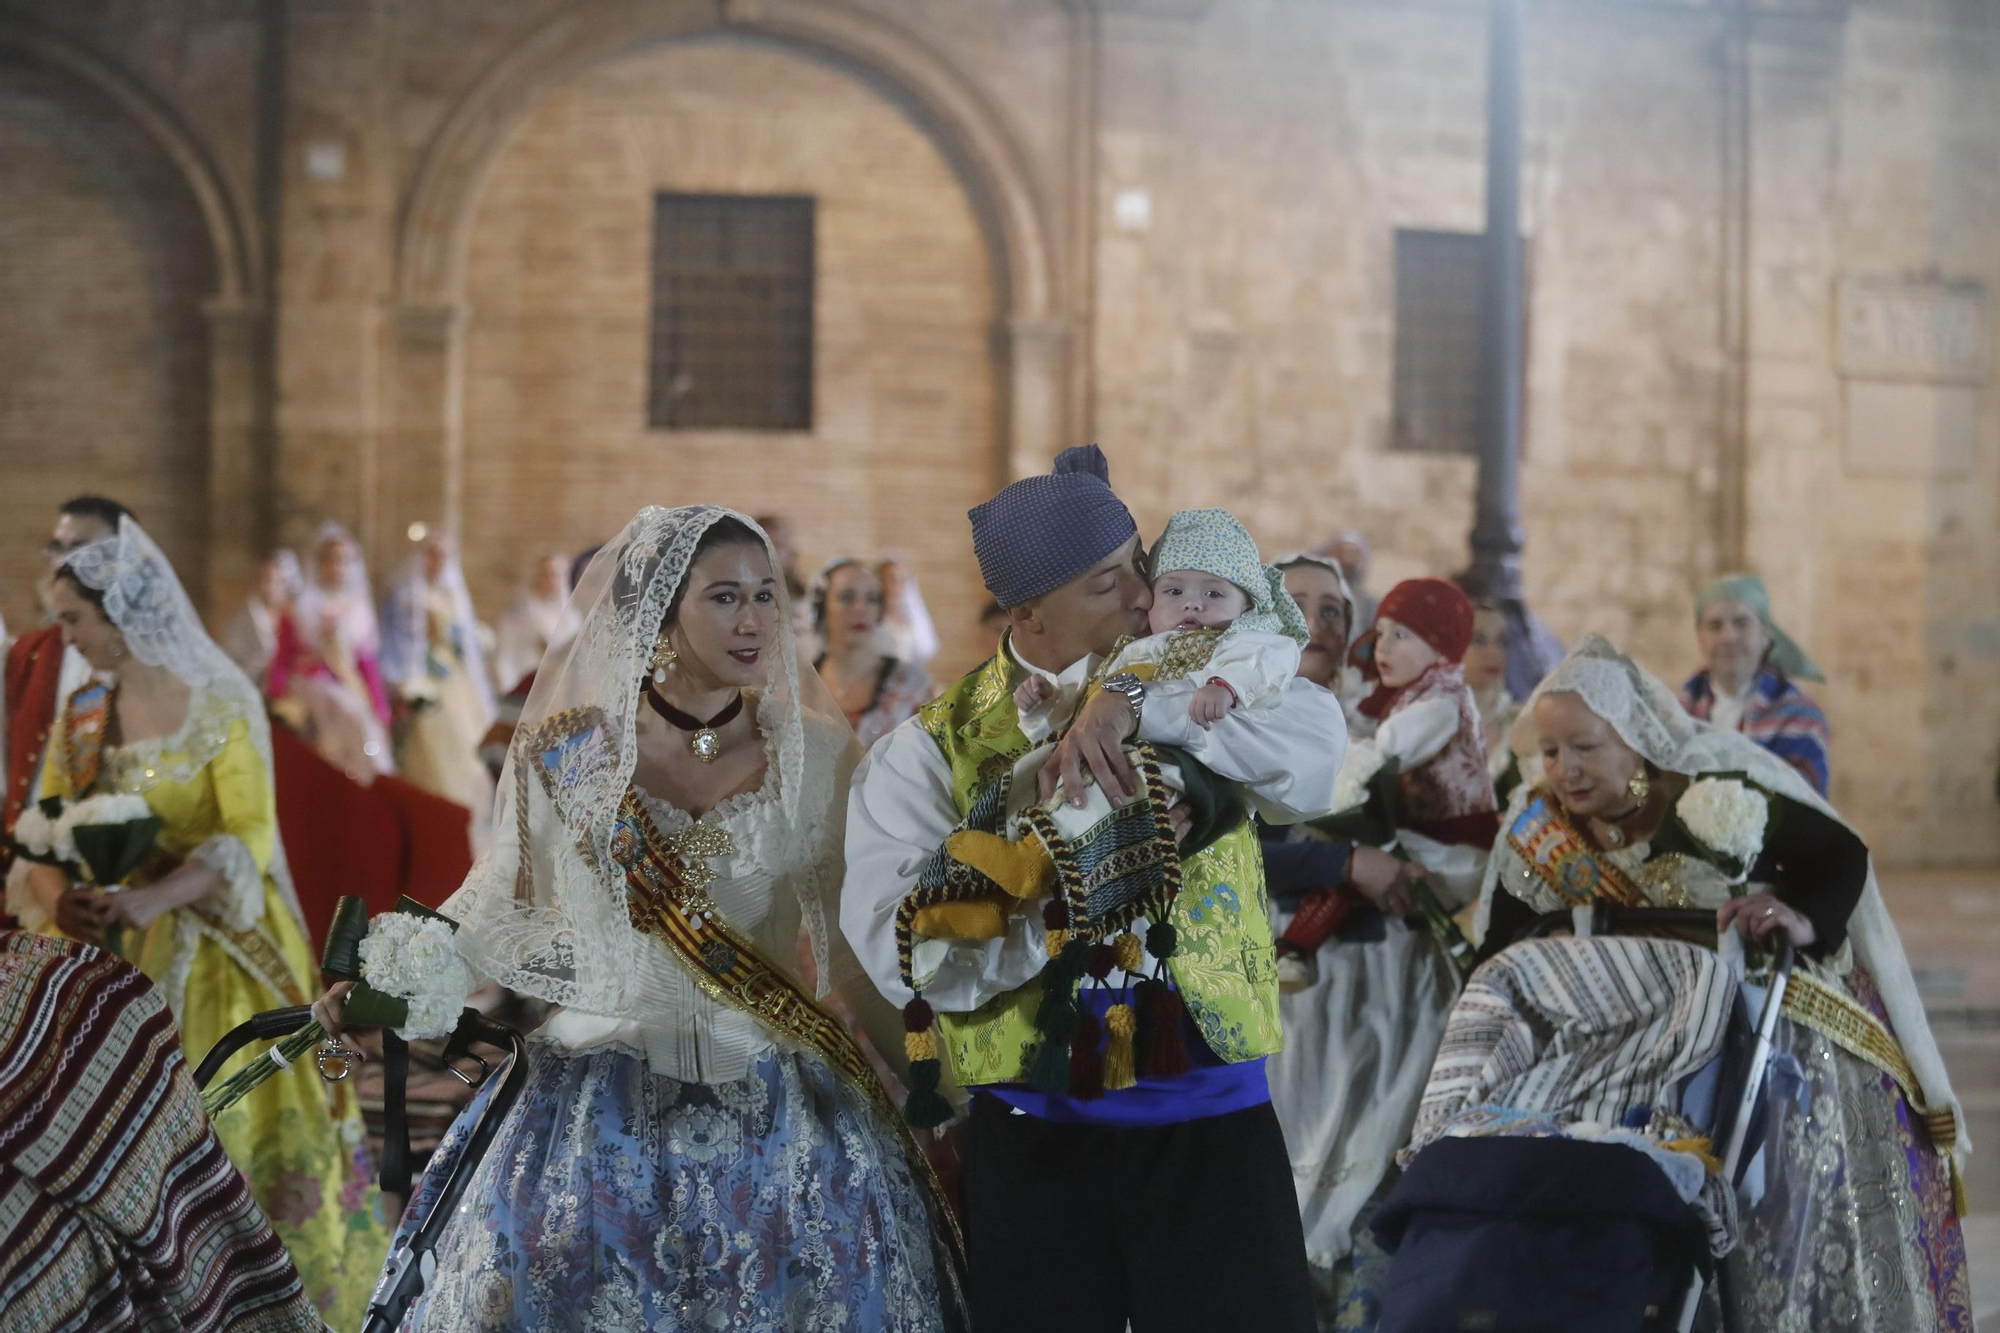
838, 719, 1050, 1013
1018, 697, 1059, 745
1372, 696, 1460, 770
1200, 631, 1303, 713
1135, 675, 1346, 824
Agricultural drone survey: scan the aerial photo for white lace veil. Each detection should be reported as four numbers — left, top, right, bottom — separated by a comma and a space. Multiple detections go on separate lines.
877, 555, 941, 666
382, 537, 497, 719
1492, 633, 1964, 1157
440, 506, 856, 1017
60, 518, 310, 931
293, 521, 380, 655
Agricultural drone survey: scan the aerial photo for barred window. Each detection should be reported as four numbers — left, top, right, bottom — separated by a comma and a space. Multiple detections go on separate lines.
648, 193, 814, 431
1391, 228, 1495, 456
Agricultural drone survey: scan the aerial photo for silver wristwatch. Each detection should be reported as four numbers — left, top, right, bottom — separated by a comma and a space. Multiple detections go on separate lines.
1101, 672, 1146, 735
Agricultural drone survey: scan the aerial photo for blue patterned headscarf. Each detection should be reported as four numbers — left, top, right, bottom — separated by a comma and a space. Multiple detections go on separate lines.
969, 445, 1137, 608
1151, 508, 1310, 646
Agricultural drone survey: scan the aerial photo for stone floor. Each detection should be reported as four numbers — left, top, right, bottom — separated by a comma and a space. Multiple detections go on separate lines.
1882, 866, 2000, 1324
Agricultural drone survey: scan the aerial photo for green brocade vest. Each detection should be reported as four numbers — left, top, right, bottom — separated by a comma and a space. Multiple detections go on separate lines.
919, 647, 1284, 1087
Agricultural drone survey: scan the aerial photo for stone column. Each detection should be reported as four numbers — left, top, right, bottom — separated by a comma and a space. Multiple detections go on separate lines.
203, 300, 273, 619
1003, 317, 1074, 482
380, 303, 466, 553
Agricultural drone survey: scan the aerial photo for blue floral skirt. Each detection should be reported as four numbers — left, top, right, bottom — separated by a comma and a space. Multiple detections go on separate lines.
390, 1041, 956, 1332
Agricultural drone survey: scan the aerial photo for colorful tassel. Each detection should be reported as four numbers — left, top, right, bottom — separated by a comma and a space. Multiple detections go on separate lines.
1086, 942, 1117, 982
1112, 931, 1144, 975
1043, 899, 1071, 957
1067, 1008, 1105, 1100
1027, 972, 1081, 1094
903, 1053, 954, 1129
900, 996, 952, 1128
1103, 1003, 1137, 1091
1136, 978, 1190, 1078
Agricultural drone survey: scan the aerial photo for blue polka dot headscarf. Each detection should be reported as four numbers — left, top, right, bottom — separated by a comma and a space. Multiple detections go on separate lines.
969, 445, 1138, 608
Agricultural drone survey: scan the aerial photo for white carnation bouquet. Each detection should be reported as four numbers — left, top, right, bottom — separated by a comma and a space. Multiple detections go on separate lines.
1331, 740, 1386, 816
200, 894, 470, 1118
14, 793, 159, 880
1667, 776, 1771, 881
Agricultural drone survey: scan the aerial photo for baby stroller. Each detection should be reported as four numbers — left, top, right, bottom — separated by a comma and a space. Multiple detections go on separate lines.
1369, 904, 1795, 1333
194, 1004, 529, 1333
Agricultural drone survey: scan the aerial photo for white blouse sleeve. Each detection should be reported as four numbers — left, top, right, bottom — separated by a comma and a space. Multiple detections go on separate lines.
1373, 696, 1460, 771
1133, 676, 1347, 825
1200, 631, 1303, 712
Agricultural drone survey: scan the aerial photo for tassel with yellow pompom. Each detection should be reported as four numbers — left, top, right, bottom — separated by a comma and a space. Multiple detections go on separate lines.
900, 997, 953, 1129
1103, 1003, 1137, 1090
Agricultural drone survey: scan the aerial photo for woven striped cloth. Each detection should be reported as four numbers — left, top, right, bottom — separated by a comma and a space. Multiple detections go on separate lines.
1411, 935, 1736, 1150
0, 932, 321, 1333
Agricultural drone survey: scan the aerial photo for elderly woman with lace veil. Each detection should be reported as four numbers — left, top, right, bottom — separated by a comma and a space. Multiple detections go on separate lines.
814, 556, 935, 750
316, 507, 967, 1332
1476, 635, 1969, 1330
11, 518, 389, 1325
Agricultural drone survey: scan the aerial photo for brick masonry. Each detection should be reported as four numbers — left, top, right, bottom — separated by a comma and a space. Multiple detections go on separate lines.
0, 0, 1995, 860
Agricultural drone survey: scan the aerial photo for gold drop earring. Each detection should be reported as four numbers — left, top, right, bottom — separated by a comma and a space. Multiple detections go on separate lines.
649, 635, 678, 686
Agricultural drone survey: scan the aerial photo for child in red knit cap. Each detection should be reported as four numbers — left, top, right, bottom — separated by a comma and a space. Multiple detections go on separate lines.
1276, 577, 1498, 989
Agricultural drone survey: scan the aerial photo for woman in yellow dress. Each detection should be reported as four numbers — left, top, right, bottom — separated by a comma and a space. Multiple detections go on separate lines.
14, 517, 390, 1326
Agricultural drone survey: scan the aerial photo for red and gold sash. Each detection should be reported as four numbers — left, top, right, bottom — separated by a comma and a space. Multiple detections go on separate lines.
609, 787, 969, 1288
1506, 789, 1648, 909
62, 681, 112, 799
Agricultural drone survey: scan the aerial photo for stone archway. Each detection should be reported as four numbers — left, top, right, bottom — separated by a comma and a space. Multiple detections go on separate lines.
382, 0, 1068, 561
0, 17, 263, 614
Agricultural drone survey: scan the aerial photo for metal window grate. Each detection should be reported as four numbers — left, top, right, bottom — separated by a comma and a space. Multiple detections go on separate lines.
1391, 229, 1487, 456
649, 193, 815, 431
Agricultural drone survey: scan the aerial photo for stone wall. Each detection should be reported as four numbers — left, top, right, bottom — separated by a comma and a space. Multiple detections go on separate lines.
0, 0, 1995, 859
0, 51, 216, 615
455, 36, 998, 681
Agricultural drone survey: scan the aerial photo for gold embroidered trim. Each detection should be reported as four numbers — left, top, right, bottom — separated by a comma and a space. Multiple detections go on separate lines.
1781, 971, 1956, 1153
614, 789, 968, 1275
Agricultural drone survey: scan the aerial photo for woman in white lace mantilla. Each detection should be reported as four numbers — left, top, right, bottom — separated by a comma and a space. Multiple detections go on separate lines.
323, 506, 966, 1333
380, 531, 497, 830
1474, 635, 1970, 1331
13, 518, 389, 1326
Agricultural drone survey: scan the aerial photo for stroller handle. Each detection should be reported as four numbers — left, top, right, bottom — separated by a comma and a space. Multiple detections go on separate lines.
1522, 904, 1722, 941
190, 1006, 316, 1090
362, 1011, 530, 1333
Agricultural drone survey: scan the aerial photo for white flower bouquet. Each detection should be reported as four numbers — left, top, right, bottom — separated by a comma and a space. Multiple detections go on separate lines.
1331, 740, 1386, 816
1309, 740, 1401, 848
1671, 777, 1770, 881
200, 894, 469, 1119
15, 793, 161, 885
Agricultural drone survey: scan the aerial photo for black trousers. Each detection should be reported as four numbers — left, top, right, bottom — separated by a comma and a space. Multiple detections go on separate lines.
960, 1093, 1316, 1333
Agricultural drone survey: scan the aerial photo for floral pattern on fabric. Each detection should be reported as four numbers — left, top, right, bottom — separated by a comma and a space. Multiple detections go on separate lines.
394, 1043, 955, 1333
1725, 965, 1971, 1333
